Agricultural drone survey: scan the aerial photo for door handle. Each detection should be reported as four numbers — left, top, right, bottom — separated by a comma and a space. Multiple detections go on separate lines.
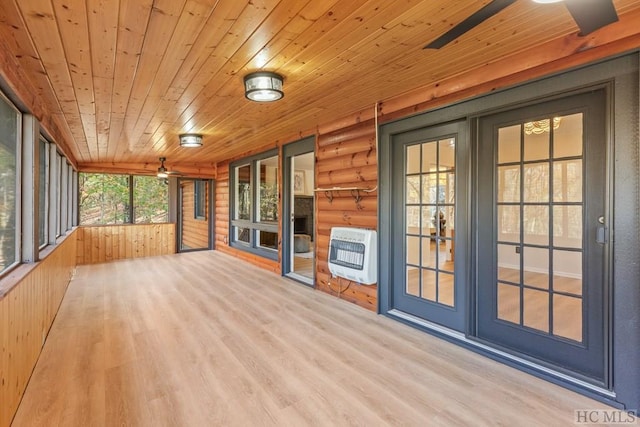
596, 225, 608, 244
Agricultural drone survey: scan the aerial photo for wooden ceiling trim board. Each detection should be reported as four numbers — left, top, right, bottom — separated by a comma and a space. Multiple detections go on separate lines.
88, 0, 119, 79
76, 161, 215, 177
108, 0, 154, 162
52, 0, 96, 161
94, 76, 114, 160
87, 0, 120, 161
125, 6, 188, 144
120, 0, 187, 148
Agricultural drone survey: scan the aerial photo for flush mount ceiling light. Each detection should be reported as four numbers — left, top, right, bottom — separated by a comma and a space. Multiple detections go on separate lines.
244, 71, 284, 102
179, 133, 203, 147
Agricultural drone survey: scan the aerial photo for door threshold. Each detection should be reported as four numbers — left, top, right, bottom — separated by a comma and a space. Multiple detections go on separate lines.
387, 309, 616, 400
285, 272, 314, 286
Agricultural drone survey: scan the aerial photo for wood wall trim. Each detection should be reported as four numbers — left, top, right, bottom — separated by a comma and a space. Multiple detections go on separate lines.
76, 224, 176, 265
0, 230, 77, 426
77, 162, 216, 178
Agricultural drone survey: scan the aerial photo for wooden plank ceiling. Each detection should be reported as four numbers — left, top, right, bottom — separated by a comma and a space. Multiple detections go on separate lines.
1, 0, 640, 173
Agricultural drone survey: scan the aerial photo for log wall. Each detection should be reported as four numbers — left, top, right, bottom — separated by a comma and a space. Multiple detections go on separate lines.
0, 231, 77, 427
180, 181, 209, 249
212, 122, 378, 311
315, 120, 378, 311
76, 223, 176, 265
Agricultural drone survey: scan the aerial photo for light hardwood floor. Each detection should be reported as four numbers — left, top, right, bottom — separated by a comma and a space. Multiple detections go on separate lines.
13, 251, 614, 426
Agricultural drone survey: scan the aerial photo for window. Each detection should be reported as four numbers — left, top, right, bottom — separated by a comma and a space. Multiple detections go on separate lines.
230, 150, 279, 259
194, 180, 206, 220
79, 173, 130, 224
55, 152, 63, 237
0, 93, 20, 275
133, 175, 169, 223
79, 173, 168, 225
38, 138, 49, 248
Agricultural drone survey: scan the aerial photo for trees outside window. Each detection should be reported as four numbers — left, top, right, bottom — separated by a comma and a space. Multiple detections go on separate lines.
79, 173, 168, 225
0, 93, 20, 274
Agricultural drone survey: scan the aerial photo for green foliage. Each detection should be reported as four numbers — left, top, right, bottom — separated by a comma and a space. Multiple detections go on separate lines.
133, 176, 168, 223
79, 173, 130, 224
260, 182, 278, 222
79, 173, 168, 225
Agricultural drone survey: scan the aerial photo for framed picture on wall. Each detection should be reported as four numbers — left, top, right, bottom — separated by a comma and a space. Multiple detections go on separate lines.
294, 170, 306, 195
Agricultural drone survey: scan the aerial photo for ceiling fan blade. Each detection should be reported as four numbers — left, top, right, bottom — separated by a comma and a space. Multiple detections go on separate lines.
424, 0, 517, 49
564, 0, 618, 36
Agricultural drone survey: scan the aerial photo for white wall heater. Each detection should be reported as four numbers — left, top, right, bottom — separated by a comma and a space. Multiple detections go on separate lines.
328, 227, 377, 285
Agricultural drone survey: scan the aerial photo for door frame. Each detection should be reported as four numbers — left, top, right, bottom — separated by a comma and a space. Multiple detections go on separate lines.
379, 54, 640, 407
388, 120, 470, 332
176, 177, 215, 252
473, 89, 609, 385
282, 136, 315, 283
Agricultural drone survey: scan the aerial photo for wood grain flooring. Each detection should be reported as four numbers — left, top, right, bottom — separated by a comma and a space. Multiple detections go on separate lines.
13, 251, 615, 426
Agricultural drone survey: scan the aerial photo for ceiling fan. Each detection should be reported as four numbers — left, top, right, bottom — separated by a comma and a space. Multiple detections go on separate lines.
156, 157, 183, 178
424, 0, 619, 50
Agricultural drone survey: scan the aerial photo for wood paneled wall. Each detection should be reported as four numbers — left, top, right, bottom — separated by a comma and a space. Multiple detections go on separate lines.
212, 123, 378, 310
315, 120, 378, 311
180, 181, 209, 249
76, 223, 176, 265
214, 162, 280, 274
0, 231, 77, 427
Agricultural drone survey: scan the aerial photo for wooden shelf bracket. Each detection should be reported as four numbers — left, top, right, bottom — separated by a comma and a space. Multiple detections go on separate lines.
314, 186, 377, 208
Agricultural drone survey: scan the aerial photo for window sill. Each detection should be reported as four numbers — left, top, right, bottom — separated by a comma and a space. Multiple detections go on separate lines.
0, 229, 77, 300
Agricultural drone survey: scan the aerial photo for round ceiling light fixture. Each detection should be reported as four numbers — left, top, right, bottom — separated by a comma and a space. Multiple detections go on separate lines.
179, 133, 203, 147
244, 71, 284, 102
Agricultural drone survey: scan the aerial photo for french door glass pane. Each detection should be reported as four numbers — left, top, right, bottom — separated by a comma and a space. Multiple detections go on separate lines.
498, 283, 520, 323
495, 115, 585, 343
498, 125, 521, 163
404, 138, 456, 307
553, 113, 583, 158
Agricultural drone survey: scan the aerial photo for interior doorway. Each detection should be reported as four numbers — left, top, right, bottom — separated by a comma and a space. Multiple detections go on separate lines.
283, 137, 315, 285
178, 179, 214, 252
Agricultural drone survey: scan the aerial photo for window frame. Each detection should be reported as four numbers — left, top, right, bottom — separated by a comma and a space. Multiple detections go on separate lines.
38, 137, 50, 249
78, 172, 170, 225
229, 149, 279, 260
194, 179, 206, 220
0, 91, 22, 276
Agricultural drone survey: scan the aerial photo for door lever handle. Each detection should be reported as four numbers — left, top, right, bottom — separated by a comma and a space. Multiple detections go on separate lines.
596, 225, 608, 244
